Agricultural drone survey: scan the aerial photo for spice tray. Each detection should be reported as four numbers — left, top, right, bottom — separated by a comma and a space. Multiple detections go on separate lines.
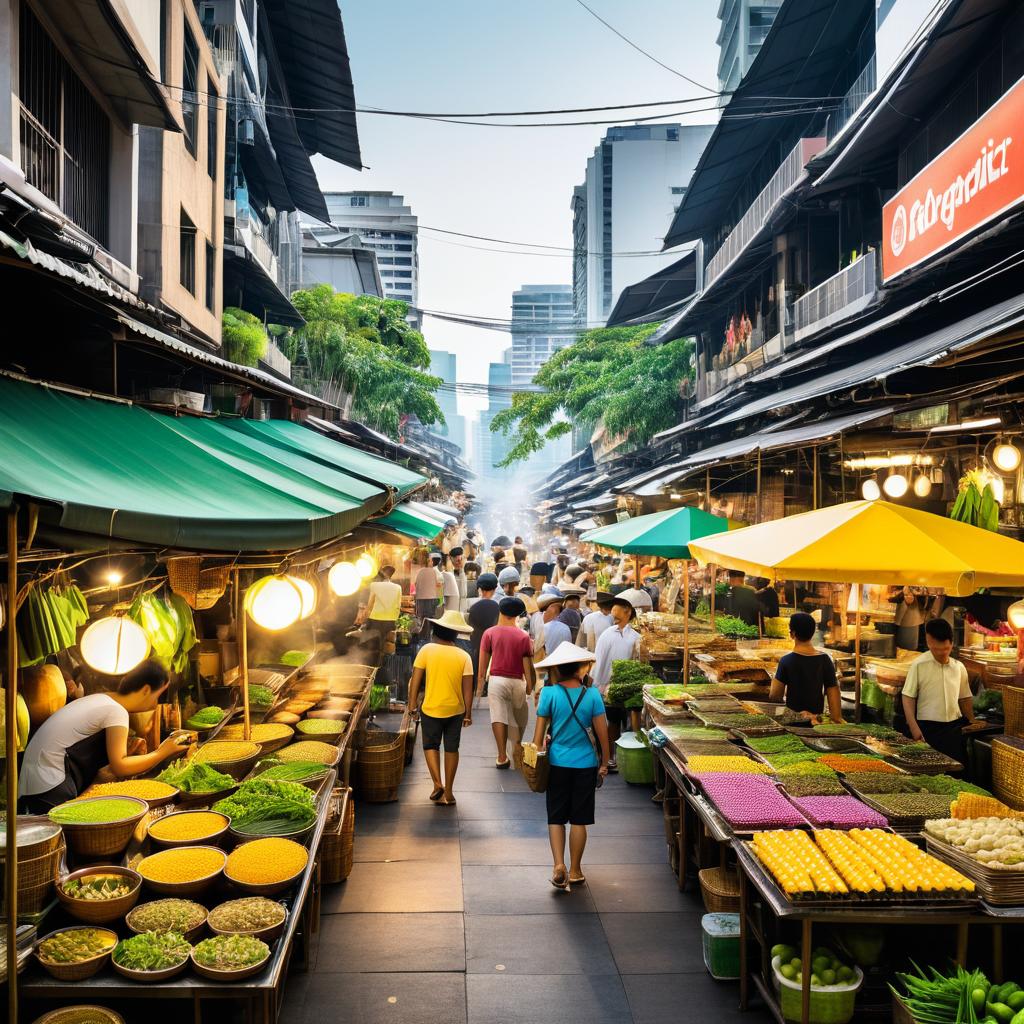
923, 835, 1024, 906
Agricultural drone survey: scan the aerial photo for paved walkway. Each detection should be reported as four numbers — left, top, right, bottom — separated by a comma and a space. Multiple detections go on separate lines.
282, 707, 773, 1024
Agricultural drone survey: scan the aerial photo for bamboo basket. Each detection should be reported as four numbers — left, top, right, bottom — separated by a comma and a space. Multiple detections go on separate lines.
322, 789, 355, 884
992, 736, 1024, 809
1003, 686, 1024, 738
1, 839, 65, 917
33, 1008, 125, 1024
698, 867, 740, 913
167, 556, 231, 610
355, 720, 408, 802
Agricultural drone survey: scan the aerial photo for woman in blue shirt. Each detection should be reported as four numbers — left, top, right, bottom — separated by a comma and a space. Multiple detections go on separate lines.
532, 642, 611, 891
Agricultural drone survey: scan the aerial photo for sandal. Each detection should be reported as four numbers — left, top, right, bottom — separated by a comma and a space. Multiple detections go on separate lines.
568, 875, 587, 885
438, 795, 457, 806
551, 867, 570, 891
495, 758, 511, 770
429, 787, 444, 802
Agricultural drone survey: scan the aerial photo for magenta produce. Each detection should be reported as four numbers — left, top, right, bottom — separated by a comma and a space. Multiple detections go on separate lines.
698, 773, 807, 829
790, 795, 888, 828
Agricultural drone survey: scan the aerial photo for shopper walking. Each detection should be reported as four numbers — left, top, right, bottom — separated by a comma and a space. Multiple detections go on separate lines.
538, 592, 570, 662
408, 611, 475, 806
478, 596, 535, 768
467, 572, 500, 679
498, 565, 521, 597
557, 584, 586, 642
581, 592, 615, 652
591, 592, 642, 771
512, 536, 529, 574
531, 642, 610, 891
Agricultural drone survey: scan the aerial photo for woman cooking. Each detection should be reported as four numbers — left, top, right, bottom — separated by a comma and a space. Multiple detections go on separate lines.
18, 659, 188, 813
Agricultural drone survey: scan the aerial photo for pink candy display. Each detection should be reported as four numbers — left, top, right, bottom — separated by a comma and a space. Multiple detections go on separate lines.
697, 773, 807, 829
791, 795, 888, 828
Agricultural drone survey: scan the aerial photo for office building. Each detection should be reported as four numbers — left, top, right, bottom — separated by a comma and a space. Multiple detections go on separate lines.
717, 0, 783, 93
428, 349, 467, 455
301, 226, 383, 297
317, 192, 420, 326
510, 285, 575, 390
572, 124, 715, 326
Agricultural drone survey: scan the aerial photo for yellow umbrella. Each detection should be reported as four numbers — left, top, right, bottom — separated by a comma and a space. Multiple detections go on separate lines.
687, 500, 1024, 719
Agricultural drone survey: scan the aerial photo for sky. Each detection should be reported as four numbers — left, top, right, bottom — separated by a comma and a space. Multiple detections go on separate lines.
315, 0, 722, 431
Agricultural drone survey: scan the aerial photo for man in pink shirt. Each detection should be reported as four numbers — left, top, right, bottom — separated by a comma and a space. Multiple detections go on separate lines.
477, 596, 535, 768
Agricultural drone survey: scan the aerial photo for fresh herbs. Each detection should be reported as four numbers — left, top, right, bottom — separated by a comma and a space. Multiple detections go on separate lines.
208, 898, 286, 933
156, 760, 234, 794
714, 615, 758, 639
213, 778, 316, 836
192, 934, 270, 971
127, 900, 206, 934
113, 931, 191, 971
606, 661, 658, 708
254, 761, 329, 784
248, 684, 275, 708
185, 706, 224, 729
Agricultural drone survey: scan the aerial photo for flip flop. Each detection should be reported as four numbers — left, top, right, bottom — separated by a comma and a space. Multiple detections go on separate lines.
550, 867, 570, 891
495, 759, 511, 769
568, 875, 587, 885
438, 795, 457, 806
429, 787, 444, 802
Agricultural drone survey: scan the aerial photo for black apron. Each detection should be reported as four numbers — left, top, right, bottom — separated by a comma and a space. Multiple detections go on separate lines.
918, 718, 967, 765
20, 729, 109, 814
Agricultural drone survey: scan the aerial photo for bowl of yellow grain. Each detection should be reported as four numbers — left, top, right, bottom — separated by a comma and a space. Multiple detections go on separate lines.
192, 741, 261, 780
224, 837, 309, 896
136, 845, 227, 897
216, 723, 294, 755
147, 810, 231, 850
81, 779, 180, 809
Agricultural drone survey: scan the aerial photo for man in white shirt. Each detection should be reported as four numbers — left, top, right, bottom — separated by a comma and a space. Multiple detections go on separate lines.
902, 618, 977, 763
581, 592, 615, 652
448, 547, 468, 611
592, 593, 642, 771
537, 592, 570, 660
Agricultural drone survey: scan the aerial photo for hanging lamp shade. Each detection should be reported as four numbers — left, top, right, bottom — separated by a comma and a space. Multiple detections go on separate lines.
80, 616, 150, 675
246, 575, 303, 631
328, 561, 361, 596
288, 576, 318, 620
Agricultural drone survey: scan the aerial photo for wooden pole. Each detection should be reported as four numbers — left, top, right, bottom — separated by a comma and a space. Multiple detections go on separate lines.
6, 507, 19, 1024
813, 446, 819, 510
683, 559, 690, 684
634, 553, 640, 588
756, 451, 762, 523
705, 469, 711, 512
854, 584, 863, 723
236, 570, 251, 742
710, 564, 717, 628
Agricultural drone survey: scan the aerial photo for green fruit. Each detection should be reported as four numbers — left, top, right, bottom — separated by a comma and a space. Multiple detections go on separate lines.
821, 969, 836, 986
812, 956, 830, 975
1011, 1010, 1024, 1024
790, 958, 802, 970
837, 966, 854, 982
780, 964, 796, 981
1008, 992, 1024, 1012
988, 1003, 1015, 1024
772, 944, 795, 962
810, 975, 821, 987
976, 989, 993, 1013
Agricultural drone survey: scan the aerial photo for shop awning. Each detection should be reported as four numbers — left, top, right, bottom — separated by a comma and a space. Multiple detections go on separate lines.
370, 502, 447, 542
0, 375, 391, 551
582, 505, 734, 559
606, 251, 698, 327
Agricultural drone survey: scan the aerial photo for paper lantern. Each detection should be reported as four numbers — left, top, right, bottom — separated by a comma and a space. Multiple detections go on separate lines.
246, 575, 302, 631
355, 553, 378, 579
913, 473, 933, 498
1007, 600, 1024, 631
328, 561, 361, 597
861, 478, 881, 501
882, 471, 908, 498
81, 616, 150, 675
993, 442, 1021, 473
288, 575, 318, 620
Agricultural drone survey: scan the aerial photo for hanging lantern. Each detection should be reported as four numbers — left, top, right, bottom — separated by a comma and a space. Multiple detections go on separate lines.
913, 472, 933, 498
288, 575, 318, 620
1008, 600, 1024, 631
992, 442, 1022, 473
80, 616, 150, 675
246, 575, 303, 631
861, 478, 881, 501
882, 470, 908, 498
328, 561, 361, 596
355, 552, 378, 579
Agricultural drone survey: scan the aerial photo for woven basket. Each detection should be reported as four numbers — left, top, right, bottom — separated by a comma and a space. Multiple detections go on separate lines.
167, 556, 231, 610
992, 736, 1024, 809
33, 1008, 125, 1024
1004, 686, 1024, 738
4, 837, 64, 915
698, 867, 740, 913
58, 797, 148, 858
322, 789, 356, 884
355, 722, 408, 802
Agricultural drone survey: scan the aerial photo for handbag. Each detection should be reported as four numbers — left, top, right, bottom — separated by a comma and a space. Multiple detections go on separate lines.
520, 688, 589, 794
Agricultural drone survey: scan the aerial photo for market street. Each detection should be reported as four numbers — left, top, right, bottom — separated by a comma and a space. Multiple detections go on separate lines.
281, 706, 771, 1024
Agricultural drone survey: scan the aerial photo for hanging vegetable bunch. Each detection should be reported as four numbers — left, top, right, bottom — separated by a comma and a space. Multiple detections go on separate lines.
950, 468, 1000, 532
128, 592, 197, 673
17, 584, 89, 667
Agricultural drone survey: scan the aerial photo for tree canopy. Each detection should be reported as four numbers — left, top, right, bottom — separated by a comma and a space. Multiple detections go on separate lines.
490, 324, 693, 466
279, 286, 443, 437
222, 307, 268, 367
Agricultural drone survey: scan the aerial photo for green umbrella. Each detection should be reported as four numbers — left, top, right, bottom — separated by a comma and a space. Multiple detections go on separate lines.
582, 506, 736, 682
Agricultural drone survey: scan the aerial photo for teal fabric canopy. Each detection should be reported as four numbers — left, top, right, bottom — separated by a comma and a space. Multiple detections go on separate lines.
0, 376, 395, 551
581, 506, 734, 558
371, 502, 447, 542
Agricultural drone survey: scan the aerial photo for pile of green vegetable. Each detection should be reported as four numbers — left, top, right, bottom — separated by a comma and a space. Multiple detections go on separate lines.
17, 584, 89, 666
893, 963, 1024, 1024
369, 684, 390, 711
185, 706, 225, 729
213, 777, 316, 836
157, 760, 234, 794
974, 690, 1004, 716
714, 614, 759, 639
253, 761, 328, 784
746, 734, 809, 754
49, 798, 143, 824
606, 661, 658, 709
248, 684, 275, 708
112, 931, 191, 972
279, 650, 310, 667
127, 899, 206, 934
192, 934, 270, 971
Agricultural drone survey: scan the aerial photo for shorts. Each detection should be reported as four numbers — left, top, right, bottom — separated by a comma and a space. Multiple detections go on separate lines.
546, 764, 598, 826
487, 675, 528, 731
420, 711, 464, 752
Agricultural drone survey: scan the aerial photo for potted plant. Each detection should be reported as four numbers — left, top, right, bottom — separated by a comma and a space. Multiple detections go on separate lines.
395, 614, 414, 647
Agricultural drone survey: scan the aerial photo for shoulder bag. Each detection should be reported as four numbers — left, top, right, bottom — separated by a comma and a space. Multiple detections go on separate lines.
520, 688, 587, 794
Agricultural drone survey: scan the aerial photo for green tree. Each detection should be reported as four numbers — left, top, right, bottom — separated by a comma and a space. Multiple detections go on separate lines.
222, 307, 268, 367
490, 324, 692, 466
282, 284, 443, 437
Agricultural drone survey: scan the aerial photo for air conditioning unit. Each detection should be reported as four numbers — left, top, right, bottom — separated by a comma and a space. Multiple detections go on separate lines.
240, 118, 255, 145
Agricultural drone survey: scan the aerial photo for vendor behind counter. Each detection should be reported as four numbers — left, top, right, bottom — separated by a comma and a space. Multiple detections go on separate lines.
18, 659, 188, 813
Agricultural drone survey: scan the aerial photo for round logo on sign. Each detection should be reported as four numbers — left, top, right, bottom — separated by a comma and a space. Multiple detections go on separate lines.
890, 204, 908, 258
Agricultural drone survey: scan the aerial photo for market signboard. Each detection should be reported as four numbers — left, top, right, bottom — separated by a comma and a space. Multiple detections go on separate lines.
882, 73, 1024, 282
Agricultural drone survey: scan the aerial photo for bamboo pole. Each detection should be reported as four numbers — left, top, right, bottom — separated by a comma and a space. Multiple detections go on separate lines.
6, 507, 19, 1024
710, 564, 717, 628
683, 559, 690, 684
235, 570, 251, 743
756, 451, 762, 523
854, 584, 863, 724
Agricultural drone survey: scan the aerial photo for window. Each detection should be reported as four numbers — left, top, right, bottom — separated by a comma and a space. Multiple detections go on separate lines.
395, 243, 412, 252
666, 127, 678, 141
180, 209, 196, 294
671, 186, 687, 195
350, 196, 367, 206
391, 270, 412, 279
206, 86, 218, 178
183, 25, 199, 156
205, 241, 216, 311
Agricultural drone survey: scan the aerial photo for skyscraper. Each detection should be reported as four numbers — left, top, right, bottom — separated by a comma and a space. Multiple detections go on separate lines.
572, 124, 714, 327
428, 349, 467, 456
717, 0, 783, 93
472, 351, 516, 488
510, 285, 575, 391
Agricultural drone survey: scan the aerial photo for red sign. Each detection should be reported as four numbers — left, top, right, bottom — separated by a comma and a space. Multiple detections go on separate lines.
882, 74, 1024, 282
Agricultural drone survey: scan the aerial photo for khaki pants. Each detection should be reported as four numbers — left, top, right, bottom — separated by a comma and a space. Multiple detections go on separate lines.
487, 675, 529, 740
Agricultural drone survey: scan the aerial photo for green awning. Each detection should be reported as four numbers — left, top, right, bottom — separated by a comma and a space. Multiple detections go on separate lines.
0, 376, 390, 551
581, 506, 735, 559
371, 502, 447, 542
223, 419, 424, 498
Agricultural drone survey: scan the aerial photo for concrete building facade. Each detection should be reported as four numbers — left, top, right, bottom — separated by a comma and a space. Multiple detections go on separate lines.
510, 284, 575, 391
572, 124, 715, 327
717, 0, 783, 93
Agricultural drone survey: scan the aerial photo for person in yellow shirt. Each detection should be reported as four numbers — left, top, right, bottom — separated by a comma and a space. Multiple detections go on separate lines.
409, 610, 474, 806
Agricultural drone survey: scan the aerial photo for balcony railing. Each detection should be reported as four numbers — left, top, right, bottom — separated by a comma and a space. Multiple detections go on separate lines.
705, 137, 826, 287
827, 55, 876, 142
792, 249, 877, 344
260, 340, 292, 378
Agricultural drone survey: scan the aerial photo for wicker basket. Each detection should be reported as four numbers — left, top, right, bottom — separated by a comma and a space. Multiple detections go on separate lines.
698, 867, 740, 913
167, 556, 231, 610
56, 865, 142, 925
2, 839, 65, 916
322, 789, 355, 884
992, 736, 1024, 809
355, 721, 408, 802
56, 797, 148, 858
1004, 686, 1024, 738
33, 1008, 125, 1024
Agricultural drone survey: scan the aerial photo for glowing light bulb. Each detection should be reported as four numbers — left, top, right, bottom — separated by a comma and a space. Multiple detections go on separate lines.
288, 576, 318, 620
355, 553, 379, 579
993, 442, 1022, 473
861, 478, 881, 501
328, 561, 361, 597
105, 570, 124, 587
246, 575, 303, 631
80, 616, 150, 675
913, 473, 933, 498
883, 472, 908, 498
1008, 599, 1024, 630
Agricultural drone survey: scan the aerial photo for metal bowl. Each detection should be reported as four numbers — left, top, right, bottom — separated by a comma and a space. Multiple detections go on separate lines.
111, 954, 190, 983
